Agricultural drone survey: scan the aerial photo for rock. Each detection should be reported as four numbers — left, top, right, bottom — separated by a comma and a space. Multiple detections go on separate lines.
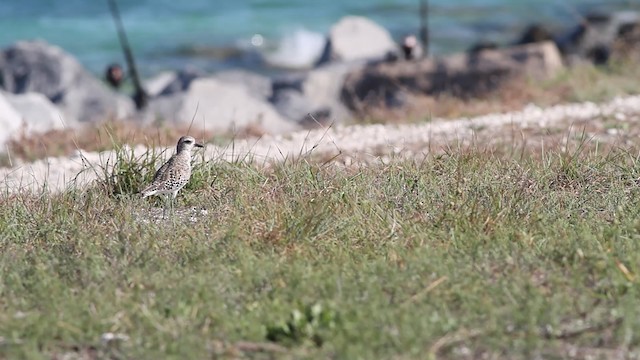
611, 17, 640, 62
146, 77, 297, 134
302, 63, 355, 122
270, 63, 356, 125
341, 41, 564, 115
323, 16, 398, 63
144, 71, 177, 98
468, 41, 499, 54
155, 67, 206, 97
269, 89, 331, 127
558, 11, 640, 65
214, 69, 272, 99
4, 92, 69, 133
0, 92, 23, 146
515, 24, 554, 45
263, 29, 327, 69
0, 40, 134, 122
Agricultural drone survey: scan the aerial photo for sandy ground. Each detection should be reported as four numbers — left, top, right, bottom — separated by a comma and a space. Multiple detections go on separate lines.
2, 95, 640, 194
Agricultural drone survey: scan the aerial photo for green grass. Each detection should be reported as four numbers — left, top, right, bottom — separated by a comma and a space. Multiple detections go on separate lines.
2, 141, 640, 359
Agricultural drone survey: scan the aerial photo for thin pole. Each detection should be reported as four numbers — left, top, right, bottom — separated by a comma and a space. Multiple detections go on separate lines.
419, 0, 429, 57
107, 0, 148, 109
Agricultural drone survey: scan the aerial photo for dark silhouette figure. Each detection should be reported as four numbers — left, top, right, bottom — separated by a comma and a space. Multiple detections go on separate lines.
402, 34, 422, 60
105, 63, 124, 89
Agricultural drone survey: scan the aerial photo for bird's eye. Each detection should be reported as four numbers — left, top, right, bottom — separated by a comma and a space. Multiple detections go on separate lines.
185, 140, 192, 143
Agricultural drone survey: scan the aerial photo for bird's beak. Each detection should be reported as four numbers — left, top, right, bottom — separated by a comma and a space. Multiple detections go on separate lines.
195, 143, 204, 148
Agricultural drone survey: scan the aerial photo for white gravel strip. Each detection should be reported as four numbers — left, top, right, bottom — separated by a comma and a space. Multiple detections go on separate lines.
3, 95, 640, 194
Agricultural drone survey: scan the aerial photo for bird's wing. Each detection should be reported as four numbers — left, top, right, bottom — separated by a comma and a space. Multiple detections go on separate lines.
140, 156, 176, 193
151, 156, 175, 183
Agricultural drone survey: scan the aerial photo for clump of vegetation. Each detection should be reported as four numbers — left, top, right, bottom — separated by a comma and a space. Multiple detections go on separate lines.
266, 302, 339, 347
93, 142, 162, 197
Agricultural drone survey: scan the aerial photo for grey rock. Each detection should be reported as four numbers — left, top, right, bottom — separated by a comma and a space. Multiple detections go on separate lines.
144, 71, 177, 98
146, 77, 297, 134
269, 89, 331, 126
156, 67, 206, 97
270, 63, 356, 125
263, 29, 327, 69
558, 11, 640, 65
144, 93, 185, 123
214, 69, 272, 99
0, 92, 23, 145
302, 63, 355, 122
0, 40, 134, 122
5, 92, 70, 133
324, 16, 398, 63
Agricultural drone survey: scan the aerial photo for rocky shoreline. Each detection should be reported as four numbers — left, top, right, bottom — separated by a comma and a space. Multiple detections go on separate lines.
3, 93, 640, 194
0, 11, 639, 148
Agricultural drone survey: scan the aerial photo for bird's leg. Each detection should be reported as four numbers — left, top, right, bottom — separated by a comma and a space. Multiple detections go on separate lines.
162, 195, 169, 220
171, 191, 178, 216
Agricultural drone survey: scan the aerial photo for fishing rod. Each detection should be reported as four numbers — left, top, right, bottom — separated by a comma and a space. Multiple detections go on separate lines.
107, 0, 148, 110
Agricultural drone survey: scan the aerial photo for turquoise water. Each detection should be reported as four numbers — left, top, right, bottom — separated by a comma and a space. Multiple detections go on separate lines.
0, 0, 632, 76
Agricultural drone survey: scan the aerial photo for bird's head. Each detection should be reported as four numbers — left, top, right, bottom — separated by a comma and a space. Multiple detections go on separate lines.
177, 135, 204, 152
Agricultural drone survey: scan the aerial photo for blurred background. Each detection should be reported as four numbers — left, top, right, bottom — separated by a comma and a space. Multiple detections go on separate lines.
0, 0, 634, 76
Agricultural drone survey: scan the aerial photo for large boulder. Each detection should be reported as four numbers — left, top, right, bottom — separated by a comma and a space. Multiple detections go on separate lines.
270, 63, 356, 125
0, 93, 23, 146
5, 92, 68, 133
146, 77, 297, 134
0, 91, 77, 147
270, 89, 332, 127
302, 63, 354, 122
213, 69, 272, 99
0, 40, 134, 122
263, 29, 327, 69
321, 16, 398, 63
341, 41, 564, 115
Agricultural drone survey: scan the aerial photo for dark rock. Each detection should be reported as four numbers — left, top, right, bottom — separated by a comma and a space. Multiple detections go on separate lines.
0, 40, 134, 122
342, 41, 564, 115
468, 41, 499, 54
611, 18, 640, 61
157, 67, 206, 97
516, 24, 554, 45
557, 11, 640, 65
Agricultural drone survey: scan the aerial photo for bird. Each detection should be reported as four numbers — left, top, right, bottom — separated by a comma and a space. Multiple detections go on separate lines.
140, 135, 204, 218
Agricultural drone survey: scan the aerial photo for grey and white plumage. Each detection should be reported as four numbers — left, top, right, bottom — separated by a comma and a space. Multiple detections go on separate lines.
141, 135, 204, 199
